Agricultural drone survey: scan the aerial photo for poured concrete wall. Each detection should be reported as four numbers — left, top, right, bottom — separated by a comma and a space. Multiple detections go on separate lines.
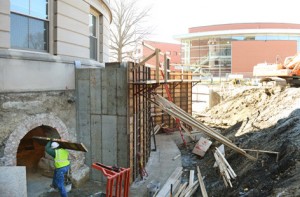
76, 62, 129, 180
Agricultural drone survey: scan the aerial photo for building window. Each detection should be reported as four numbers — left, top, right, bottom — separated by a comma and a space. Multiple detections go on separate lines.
89, 14, 97, 60
10, 0, 49, 51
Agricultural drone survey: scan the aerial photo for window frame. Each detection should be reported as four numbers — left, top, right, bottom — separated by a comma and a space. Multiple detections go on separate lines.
10, 0, 49, 52
89, 9, 99, 61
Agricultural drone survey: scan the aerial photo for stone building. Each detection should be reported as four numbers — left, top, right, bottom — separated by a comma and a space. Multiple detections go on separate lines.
0, 0, 112, 186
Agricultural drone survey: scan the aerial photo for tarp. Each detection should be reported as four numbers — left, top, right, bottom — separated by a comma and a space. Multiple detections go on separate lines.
32, 136, 88, 152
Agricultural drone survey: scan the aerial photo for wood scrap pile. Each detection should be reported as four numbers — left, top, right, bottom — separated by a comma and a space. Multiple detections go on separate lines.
156, 166, 208, 197
152, 94, 256, 161
213, 147, 237, 187
156, 167, 182, 197
173, 170, 198, 197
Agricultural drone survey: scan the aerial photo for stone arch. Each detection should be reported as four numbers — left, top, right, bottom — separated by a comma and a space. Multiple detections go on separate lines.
3, 113, 69, 166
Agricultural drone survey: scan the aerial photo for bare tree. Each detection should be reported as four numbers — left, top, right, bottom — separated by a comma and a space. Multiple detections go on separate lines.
110, 0, 152, 62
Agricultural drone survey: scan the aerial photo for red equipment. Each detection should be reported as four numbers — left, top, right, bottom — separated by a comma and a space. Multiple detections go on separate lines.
92, 162, 130, 197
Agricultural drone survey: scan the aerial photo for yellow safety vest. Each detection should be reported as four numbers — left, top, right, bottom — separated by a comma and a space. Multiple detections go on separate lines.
54, 148, 70, 168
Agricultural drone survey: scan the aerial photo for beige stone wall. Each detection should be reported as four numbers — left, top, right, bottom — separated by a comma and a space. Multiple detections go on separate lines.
54, 0, 90, 58
0, 0, 10, 49
84, 0, 111, 62
1, 0, 112, 61
102, 15, 111, 62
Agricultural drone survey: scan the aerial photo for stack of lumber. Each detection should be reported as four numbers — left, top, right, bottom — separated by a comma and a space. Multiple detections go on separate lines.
156, 168, 201, 197
173, 170, 199, 197
156, 167, 183, 197
213, 147, 237, 187
153, 94, 256, 160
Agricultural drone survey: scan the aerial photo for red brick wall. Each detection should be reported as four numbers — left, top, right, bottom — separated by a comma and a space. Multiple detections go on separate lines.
231, 40, 297, 75
143, 40, 181, 66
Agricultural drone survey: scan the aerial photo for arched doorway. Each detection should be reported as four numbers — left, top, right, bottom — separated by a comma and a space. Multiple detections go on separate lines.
4, 113, 69, 166
3, 114, 71, 196
16, 125, 59, 172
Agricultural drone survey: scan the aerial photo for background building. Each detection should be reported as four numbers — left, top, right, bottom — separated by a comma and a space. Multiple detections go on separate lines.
175, 23, 300, 78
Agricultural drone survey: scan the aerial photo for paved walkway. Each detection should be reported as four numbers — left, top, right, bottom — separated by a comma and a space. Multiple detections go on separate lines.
130, 133, 182, 197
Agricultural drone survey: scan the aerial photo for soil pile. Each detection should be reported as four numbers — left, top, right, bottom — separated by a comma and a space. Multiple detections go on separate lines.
183, 86, 300, 196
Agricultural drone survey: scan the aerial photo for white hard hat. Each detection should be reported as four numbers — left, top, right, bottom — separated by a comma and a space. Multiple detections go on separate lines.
51, 142, 59, 149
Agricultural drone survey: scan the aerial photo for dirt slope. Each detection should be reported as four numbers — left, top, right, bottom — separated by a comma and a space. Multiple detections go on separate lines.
192, 86, 300, 196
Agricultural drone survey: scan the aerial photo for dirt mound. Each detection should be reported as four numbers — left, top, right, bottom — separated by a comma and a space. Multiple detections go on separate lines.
187, 86, 300, 196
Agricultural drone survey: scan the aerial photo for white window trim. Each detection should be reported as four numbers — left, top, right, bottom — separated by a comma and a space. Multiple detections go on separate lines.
90, 9, 99, 61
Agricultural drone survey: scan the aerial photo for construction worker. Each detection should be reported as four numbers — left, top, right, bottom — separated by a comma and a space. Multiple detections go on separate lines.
46, 141, 70, 197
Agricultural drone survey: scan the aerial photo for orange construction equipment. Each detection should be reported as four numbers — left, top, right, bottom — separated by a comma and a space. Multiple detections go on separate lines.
253, 53, 300, 86
92, 162, 130, 197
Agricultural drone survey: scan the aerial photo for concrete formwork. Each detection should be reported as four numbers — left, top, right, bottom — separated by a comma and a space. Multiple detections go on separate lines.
76, 62, 129, 181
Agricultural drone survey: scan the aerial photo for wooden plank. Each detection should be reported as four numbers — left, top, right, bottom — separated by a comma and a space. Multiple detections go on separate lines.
32, 136, 88, 152
153, 94, 257, 161
243, 148, 280, 162
180, 122, 195, 141
156, 49, 160, 84
174, 182, 187, 197
179, 180, 198, 197
189, 170, 194, 188
213, 152, 232, 187
134, 51, 156, 69
215, 148, 237, 178
185, 184, 199, 197
196, 166, 208, 197
157, 167, 183, 197
164, 54, 167, 83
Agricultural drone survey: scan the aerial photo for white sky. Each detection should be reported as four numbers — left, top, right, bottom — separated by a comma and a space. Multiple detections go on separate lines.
136, 0, 300, 43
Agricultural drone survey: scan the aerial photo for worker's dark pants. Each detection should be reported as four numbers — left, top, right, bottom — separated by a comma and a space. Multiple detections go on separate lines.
53, 165, 70, 197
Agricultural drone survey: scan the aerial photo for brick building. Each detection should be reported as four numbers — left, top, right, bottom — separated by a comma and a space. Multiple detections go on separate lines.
175, 23, 300, 78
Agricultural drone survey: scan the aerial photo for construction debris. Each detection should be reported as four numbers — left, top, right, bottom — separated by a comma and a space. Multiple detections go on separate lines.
153, 93, 256, 160
190, 86, 300, 196
213, 147, 237, 188
243, 149, 280, 162
156, 167, 182, 197
192, 137, 212, 157
196, 166, 208, 197
172, 154, 181, 161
